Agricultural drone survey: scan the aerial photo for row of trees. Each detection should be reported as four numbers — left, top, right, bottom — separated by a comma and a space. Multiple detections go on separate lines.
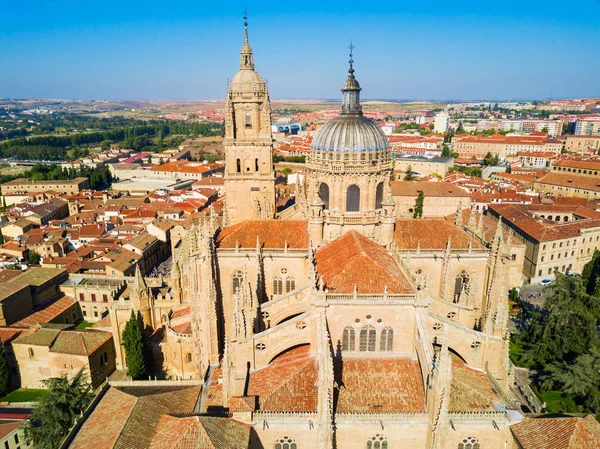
0, 164, 113, 190
515, 251, 600, 413
0, 120, 224, 161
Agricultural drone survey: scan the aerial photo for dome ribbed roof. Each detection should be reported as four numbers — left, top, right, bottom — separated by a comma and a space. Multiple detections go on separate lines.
311, 114, 388, 152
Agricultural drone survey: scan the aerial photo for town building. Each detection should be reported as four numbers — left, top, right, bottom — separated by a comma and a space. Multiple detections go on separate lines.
574, 117, 600, 135
563, 134, 600, 152
0, 178, 89, 197
391, 181, 471, 217
433, 112, 449, 133
394, 155, 454, 177
534, 157, 600, 199
487, 203, 600, 282
453, 134, 562, 160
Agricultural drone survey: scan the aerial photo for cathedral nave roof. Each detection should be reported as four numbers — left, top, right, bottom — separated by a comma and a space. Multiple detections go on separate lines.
394, 218, 484, 250
216, 219, 309, 249
315, 230, 413, 294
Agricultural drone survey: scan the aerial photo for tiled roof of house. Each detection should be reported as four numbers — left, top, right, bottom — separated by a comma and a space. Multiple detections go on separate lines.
449, 355, 502, 412
316, 231, 413, 294
391, 181, 470, 198
0, 421, 23, 440
535, 172, 600, 192
216, 220, 309, 249
489, 204, 600, 242
148, 415, 251, 449
554, 159, 600, 171
11, 295, 76, 328
10, 267, 67, 286
394, 218, 483, 250
69, 385, 202, 449
50, 330, 112, 356
335, 357, 425, 413
248, 345, 318, 413
510, 414, 600, 449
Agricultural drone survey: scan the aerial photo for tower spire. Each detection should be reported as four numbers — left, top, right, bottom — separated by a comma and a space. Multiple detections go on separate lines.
340, 41, 362, 115
243, 8, 249, 44
240, 9, 254, 70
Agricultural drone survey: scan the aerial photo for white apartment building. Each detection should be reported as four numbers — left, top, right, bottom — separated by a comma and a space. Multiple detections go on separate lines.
433, 113, 449, 133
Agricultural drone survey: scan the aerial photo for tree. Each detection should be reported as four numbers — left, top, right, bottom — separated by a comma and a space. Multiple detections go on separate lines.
282, 167, 292, 178
541, 127, 549, 134
441, 144, 451, 157
413, 190, 424, 218
100, 140, 112, 151
0, 340, 11, 396
24, 369, 94, 449
0, 229, 4, 246
121, 310, 146, 379
403, 165, 416, 181
483, 152, 499, 166
28, 250, 41, 265
456, 121, 465, 134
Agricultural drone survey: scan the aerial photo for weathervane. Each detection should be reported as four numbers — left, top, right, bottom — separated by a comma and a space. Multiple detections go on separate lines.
348, 41, 355, 75
243, 8, 248, 27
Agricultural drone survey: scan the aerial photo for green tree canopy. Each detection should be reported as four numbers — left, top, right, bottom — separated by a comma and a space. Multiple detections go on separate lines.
24, 369, 94, 449
413, 190, 424, 218
122, 310, 146, 380
0, 339, 11, 396
28, 250, 41, 265
403, 165, 416, 181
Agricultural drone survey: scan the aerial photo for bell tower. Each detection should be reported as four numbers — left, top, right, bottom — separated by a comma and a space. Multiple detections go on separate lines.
224, 12, 276, 224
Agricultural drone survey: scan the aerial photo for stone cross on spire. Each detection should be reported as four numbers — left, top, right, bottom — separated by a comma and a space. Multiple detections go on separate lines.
240, 8, 254, 69
243, 8, 249, 44
348, 41, 355, 76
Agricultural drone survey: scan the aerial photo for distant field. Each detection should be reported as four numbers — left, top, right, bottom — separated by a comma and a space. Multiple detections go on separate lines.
0, 164, 28, 176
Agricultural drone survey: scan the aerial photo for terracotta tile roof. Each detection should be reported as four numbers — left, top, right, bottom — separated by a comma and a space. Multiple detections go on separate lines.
510, 415, 600, 449
0, 421, 23, 440
170, 307, 190, 320
316, 231, 413, 294
0, 282, 30, 303
148, 415, 251, 449
150, 160, 224, 175
248, 345, 318, 412
489, 203, 600, 242
216, 219, 309, 249
394, 218, 483, 250
536, 172, 600, 192
229, 396, 256, 413
0, 327, 24, 344
50, 330, 112, 356
11, 295, 76, 328
554, 159, 600, 171
335, 357, 425, 413
171, 322, 192, 335
391, 181, 470, 198
92, 315, 112, 329
449, 355, 501, 412
74, 385, 201, 449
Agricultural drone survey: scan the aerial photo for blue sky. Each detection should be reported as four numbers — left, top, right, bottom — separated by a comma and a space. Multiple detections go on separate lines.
1, 0, 599, 101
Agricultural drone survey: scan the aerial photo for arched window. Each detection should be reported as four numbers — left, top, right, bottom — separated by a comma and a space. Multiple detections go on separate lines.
375, 182, 384, 209
319, 183, 330, 210
367, 434, 388, 449
245, 111, 252, 129
380, 327, 393, 351
233, 270, 244, 294
458, 437, 480, 449
285, 277, 295, 293
255, 158, 259, 172
273, 277, 283, 295
236, 159, 241, 173
274, 436, 297, 449
346, 184, 360, 212
28, 348, 34, 358
453, 270, 470, 303
185, 353, 192, 363
342, 327, 355, 351
360, 325, 376, 352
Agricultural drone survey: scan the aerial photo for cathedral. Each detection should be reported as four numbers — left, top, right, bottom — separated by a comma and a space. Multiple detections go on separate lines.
107, 19, 526, 449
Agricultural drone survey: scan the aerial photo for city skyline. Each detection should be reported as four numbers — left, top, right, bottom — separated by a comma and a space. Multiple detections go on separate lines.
1, 0, 600, 101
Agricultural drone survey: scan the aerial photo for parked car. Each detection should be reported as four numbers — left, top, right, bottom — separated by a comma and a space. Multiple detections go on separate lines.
539, 278, 552, 286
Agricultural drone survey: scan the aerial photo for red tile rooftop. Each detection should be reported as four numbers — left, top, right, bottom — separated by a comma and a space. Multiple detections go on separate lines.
216, 219, 309, 249
394, 218, 484, 250
316, 230, 413, 294
335, 357, 425, 413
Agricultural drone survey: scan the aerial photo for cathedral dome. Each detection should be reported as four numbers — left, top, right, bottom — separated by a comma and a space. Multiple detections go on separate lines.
311, 114, 388, 153
310, 48, 388, 153
229, 69, 267, 94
